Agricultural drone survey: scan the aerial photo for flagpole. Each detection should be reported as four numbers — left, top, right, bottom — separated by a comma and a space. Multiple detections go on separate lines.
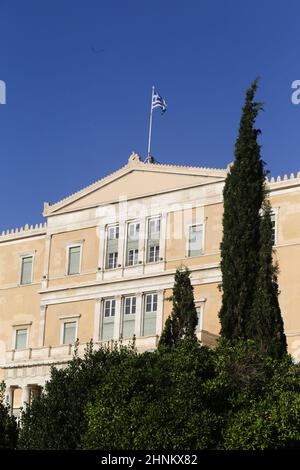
146, 85, 155, 161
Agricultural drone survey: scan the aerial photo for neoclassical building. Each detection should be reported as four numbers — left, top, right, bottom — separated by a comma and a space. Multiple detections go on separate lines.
1, 153, 300, 416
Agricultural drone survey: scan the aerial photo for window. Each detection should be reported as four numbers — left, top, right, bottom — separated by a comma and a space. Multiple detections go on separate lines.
122, 296, 136, 338
68, 246, 81, 275
20, 256, 33, 285
108, 252, 118, 269
106, 225, 119, 269
196, 306, 202, 331
147, 218, 160, 263
108, 225, 119, 240
62, 321, 77, 344
102, 299, 115, 340
124, 296, 136, 315
188, 224, 203, 257
149, 218, 160, 235
271, 213, 276, 246
104, 299, 115, 317
143, 293, 157, 336
128, 222, 140, 239
15, 329, 27, 350
126, 222, 139, 266
128, 249, 139, 266
149, 246, 159, 263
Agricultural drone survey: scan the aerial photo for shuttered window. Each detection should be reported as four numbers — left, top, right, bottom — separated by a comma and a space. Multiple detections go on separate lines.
147, 218, 160, 263
143, 293, 157, 336
122, 296, 136, 338
102, 299, 115, 341
126, 222, 139, 265
106, 225, 119, 269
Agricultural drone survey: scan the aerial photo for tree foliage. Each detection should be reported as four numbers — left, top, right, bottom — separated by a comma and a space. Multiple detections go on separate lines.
159, 268, 198, 347
83, 340, 221, 450
219, 79, 265, 340
221, 353, 300, 449
83, 339, 300, 450
18, 342, 136, 449
0, 381, 18, 449
219, 80, 286, 359
249, 199, 287, 358
16, 338, 300, 450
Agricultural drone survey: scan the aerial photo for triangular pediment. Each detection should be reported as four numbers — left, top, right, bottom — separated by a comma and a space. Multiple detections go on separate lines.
44, 154, 226, 216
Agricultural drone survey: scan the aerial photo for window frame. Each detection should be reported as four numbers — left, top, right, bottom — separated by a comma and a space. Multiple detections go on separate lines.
148, 245, 160, 263
125, 221, 140, 266
101, 298, 116, 341
187, 223, 204, 258
66, 242, 83, 276
59, 315, 80, 345
194, 298, 206, 339
12, 321, 32, 350
103, 298, 116, 318
19, 253, 34, 285
14, 328, 28, 350
145, 292, 158, 313
124, 296, 136, 315
270, 210, 278, 246
121, 295, 136, 338
146, 216, 161, 263
105, 224, 120, 270
127, 248, 139, 266
142, 292, 158, 336
128, 222, 140, 240
108, 225, 119, 240
108, 252, 118, 269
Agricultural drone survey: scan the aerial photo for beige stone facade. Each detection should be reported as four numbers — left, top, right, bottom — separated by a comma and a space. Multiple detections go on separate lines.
1, 153, 300, 416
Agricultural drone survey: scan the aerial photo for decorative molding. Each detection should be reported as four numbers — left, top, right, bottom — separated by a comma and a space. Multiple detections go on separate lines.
0, 223, 47, 242
44, 155, 227, 217
59, 314, 81, 320
12, 321, 33, 328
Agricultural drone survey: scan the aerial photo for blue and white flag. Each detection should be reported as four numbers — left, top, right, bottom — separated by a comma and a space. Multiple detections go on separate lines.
152, 89, 167, 113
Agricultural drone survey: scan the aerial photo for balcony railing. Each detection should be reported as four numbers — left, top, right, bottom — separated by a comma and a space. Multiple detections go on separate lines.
3, 335, 159, 367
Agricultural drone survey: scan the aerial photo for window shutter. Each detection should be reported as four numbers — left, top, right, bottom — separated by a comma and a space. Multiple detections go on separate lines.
106, 226, 119, 268
147, 218, 160, 261
102, 300, 115, 340
143, 294, 157, 336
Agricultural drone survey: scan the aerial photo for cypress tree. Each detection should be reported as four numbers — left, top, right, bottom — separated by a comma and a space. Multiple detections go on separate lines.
249, 199, 287, 358
219, 79, 265, 340
159, 267, 198, 347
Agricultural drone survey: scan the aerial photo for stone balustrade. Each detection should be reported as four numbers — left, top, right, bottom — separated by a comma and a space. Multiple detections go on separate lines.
3, 335, 159, 368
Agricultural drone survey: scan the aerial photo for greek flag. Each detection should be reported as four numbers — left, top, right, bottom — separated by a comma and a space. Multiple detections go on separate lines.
152, 89, 167, 113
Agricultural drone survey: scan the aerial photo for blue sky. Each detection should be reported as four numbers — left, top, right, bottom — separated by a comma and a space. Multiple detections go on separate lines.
0, 0, 300, 230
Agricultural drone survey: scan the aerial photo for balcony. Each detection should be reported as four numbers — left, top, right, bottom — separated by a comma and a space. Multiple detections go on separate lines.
2, 335, 159, 368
